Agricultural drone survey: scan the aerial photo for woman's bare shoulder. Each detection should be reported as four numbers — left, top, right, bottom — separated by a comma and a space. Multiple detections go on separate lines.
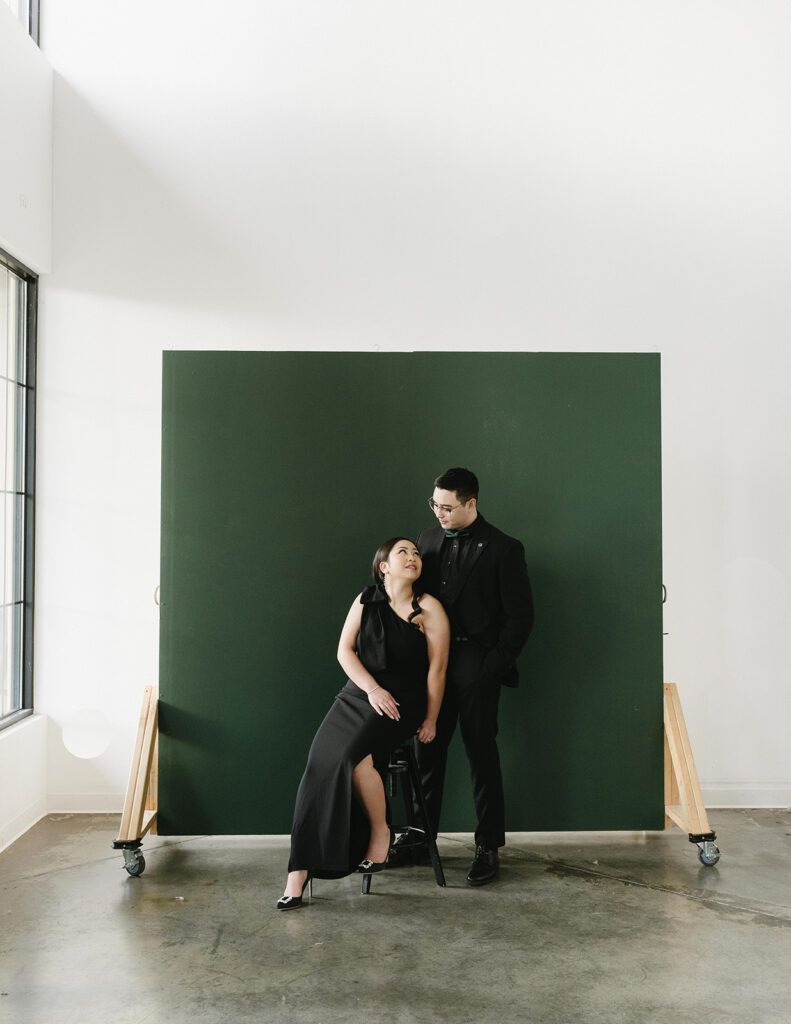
417, 593, 446, 617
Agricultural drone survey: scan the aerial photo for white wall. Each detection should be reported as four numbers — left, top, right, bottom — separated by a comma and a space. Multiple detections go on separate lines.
35, 0, 791, 814
0, 715, 46, 850
0, 3, 51, 850
0, 2, 51, 271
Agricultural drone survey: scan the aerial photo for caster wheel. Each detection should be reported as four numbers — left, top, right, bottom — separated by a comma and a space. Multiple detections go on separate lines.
124, 851, 146, 876
697, 842, 720, 866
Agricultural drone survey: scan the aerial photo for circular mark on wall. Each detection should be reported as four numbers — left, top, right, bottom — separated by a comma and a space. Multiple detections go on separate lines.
62, 709, 112, 759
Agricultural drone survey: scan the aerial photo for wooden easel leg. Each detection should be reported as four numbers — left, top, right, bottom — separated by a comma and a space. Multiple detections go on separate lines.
113, 686, 159, 876
664, 683, 721, 866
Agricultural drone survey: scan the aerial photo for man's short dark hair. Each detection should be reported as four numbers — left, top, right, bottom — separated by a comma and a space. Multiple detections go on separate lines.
434, 467, 479, 503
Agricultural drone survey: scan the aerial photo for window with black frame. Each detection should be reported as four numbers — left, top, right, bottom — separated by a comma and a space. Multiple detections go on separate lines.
0, 250, 36, 730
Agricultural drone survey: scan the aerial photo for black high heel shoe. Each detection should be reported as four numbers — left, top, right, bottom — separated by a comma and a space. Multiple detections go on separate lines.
357, 831, 394, 873
276, 872, 312, 911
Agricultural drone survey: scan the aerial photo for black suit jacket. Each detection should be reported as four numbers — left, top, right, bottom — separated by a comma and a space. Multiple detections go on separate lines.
417, 514, 534, 688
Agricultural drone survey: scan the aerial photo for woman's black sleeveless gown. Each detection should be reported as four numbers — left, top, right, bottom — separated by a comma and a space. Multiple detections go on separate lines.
287, 584, 429, 878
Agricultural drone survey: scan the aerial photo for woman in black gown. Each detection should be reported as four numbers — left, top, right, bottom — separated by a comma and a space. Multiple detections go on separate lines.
278, 537, 449, 909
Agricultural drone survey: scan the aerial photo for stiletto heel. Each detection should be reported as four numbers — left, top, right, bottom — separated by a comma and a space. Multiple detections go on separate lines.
276, 872, 313, 911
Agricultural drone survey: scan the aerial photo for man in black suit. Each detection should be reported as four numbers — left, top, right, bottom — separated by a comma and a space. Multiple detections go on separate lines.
393, 467, 534, 885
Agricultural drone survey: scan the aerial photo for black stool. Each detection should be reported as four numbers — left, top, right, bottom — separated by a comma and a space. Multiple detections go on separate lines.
361, 741, 446, 894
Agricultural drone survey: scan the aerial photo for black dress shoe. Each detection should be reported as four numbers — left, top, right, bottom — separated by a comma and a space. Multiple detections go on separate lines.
387, 832, 430, 868
466, 845, 499, 886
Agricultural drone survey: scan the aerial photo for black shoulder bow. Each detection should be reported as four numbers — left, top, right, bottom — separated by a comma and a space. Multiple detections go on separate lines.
357, 583, 388, 673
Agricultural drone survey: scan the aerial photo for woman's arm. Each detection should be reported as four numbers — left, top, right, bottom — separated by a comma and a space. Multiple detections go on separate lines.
416, 595, 450, 743
337, 595, 401, 721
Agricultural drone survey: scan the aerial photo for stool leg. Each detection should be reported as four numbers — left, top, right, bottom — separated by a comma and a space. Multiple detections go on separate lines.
361, 872, 372, 895
406, 747, 446, 887
398, 766, 420, 844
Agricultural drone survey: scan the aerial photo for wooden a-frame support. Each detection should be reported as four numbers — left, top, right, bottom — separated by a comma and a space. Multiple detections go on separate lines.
664, 682, 717, 852
114, 685, 158, 855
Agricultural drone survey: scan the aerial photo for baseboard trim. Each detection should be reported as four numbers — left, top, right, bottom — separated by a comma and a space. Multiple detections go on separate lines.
0, 798, 47, 853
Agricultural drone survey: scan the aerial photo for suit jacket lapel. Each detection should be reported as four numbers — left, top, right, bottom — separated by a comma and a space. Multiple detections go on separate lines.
417, 526, 445, 597
419, 526, 445, 559
450, 518, 490, 601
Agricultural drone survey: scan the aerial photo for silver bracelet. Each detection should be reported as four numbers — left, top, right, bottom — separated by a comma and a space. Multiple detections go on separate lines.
368, 686, 381, 696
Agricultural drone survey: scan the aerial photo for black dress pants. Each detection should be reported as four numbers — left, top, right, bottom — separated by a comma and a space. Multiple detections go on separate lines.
416, 640, 505, 849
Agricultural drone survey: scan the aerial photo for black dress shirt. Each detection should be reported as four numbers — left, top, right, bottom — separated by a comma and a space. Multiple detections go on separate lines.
438, 516, 485, 633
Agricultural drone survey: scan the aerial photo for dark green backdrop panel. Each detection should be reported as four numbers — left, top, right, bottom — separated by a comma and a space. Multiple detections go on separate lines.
159, 352, 664, 835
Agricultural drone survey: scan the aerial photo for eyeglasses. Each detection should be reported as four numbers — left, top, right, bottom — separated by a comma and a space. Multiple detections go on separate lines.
428, 498, 467, 515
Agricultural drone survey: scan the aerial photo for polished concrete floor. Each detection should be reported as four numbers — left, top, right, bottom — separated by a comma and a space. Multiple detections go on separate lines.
1, 809, 790, 1023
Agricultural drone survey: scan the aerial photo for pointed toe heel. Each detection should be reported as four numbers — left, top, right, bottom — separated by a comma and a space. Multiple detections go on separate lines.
357, 829, 394, 874
357, 856, 388, 874
276, 873, 313, 910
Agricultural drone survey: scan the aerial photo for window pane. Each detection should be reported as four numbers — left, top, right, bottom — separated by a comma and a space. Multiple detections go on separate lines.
2, 495, 8, 605
0, 605, 19, 719
8, 272, 18, 383
15, 382, 27, 492
0, 381, 6, 492
14, 493, 24, 604
0, 605, 8, 715
4, 494, 21, 604
0, 267, 7, 380
0, 252, 34, 726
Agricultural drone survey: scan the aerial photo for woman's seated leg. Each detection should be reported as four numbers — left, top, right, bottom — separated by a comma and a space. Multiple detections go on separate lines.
352, 754, 391, 864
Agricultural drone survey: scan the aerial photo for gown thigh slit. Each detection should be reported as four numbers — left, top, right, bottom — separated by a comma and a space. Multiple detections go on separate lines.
287, 586, 428, 879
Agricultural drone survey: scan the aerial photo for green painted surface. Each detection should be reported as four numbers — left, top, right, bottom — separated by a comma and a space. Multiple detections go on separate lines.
159, 352, 664, 834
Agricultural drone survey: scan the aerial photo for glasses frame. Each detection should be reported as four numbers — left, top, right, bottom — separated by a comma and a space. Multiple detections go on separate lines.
427, 497, 468, 515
